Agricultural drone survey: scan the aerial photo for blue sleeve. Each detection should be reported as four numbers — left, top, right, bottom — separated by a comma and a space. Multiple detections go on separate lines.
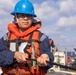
40, 33, 54, 70
0, 37, 14, 67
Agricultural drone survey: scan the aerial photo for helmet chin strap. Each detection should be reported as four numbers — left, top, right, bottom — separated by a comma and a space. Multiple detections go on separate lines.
16, 18, 18, 23
14, 14, 18, 23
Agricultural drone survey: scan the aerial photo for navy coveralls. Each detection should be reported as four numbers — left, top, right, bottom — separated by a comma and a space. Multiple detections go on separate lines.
0, 32, 54, 70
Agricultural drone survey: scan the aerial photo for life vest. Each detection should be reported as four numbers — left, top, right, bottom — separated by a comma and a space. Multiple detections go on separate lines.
2, 23, 47, 75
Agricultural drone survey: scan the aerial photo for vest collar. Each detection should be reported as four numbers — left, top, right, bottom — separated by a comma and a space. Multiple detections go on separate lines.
8, 23, 41, 38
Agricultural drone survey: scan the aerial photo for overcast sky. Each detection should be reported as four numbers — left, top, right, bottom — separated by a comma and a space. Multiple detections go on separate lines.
0, 0, 76, 52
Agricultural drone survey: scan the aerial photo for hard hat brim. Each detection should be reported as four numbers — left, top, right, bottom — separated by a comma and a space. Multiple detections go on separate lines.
11, 12, 37, 17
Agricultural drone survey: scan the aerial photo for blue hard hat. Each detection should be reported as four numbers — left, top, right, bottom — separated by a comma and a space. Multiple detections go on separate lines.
11, 0, 36, 17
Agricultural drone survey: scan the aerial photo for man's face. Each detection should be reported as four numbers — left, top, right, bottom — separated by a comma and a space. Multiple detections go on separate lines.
16, 14, 33, 31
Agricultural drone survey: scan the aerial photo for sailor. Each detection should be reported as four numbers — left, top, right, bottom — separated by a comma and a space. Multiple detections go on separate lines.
0, 0, 54, 75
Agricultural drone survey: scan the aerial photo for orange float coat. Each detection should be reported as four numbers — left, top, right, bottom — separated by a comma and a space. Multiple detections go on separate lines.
2, 22, 47, 75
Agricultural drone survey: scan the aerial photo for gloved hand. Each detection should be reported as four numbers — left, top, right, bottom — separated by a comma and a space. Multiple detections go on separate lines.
37, 54, 50, 66
14, 51, 29, 63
